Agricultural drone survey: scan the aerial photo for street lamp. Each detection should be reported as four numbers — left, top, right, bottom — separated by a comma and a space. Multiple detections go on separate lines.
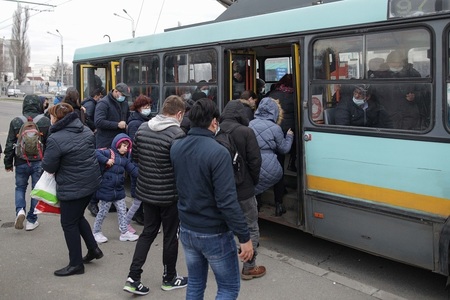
113, 9, 135, 38
47, 30, 64, 87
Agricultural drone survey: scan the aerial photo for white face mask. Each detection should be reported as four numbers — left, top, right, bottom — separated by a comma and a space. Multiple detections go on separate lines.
117, 95, 126, 102
353, 97, 365, 106
141, 108, 151, 116
390, 67, 403, 72
202, 89, 209, 96
182, 93, 191, 100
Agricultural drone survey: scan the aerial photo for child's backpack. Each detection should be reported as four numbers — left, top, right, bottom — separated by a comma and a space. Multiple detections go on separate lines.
15, 115, 44, 165
215, 124, 246, 185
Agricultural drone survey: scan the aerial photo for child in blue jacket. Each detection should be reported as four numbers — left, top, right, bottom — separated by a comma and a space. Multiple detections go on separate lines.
93, 133, 139, 243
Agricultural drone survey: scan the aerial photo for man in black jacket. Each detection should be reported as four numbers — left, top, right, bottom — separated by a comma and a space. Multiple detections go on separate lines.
219, 99, 265, 280
123, 95, 187, 296
94, 82, 131, 148
88, 83, 131, 216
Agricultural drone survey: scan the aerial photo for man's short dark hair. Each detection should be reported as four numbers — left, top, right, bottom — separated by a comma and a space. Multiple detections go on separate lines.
189, 98, 219, 128
90, 88, 103, 98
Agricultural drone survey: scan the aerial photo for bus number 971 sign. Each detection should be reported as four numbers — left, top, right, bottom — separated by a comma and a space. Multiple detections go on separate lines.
389, 0, 450, 18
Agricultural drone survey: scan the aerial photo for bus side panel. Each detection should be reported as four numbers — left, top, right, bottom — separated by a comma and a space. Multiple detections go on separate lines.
307, 198, 434, 270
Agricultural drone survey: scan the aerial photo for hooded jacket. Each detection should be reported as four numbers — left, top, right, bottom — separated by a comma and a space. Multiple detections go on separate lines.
41, 112, 101, 201
94, 92, 130, 148
96, 133, 138, 202
133, 114, 185, 206
219, 100, 261, 201
4, 94, 51, 169
249, 97, 293, 195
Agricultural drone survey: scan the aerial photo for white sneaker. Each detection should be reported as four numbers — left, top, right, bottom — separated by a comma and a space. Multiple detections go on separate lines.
14, 209, 26, 230
94, 232, 108, 244
120, 231, 139, 242
25, 220, 39, 231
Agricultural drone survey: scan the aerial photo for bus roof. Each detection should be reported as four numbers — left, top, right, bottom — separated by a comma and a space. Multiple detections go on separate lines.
73, 0, 388, 62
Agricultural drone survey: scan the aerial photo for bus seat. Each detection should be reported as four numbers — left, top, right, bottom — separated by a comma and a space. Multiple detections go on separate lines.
324, 107, 336, 125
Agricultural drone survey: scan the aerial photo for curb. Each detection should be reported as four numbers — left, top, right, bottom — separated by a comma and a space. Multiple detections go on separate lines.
258, 247, 407, 300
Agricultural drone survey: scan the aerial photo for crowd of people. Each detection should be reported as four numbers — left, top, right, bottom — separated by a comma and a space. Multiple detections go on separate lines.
3, 77, 299, 298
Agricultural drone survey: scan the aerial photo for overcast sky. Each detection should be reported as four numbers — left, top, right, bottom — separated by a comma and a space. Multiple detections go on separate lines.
0, 0, 226, 68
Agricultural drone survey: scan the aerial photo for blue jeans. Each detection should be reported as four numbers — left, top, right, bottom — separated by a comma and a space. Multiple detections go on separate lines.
180, 226, 240, 300
15, 162, 42, 223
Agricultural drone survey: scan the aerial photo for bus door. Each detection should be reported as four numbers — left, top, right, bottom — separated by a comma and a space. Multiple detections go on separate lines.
79, 62, 118, 100
291, 42, 304, 227
228, 51, 256, 101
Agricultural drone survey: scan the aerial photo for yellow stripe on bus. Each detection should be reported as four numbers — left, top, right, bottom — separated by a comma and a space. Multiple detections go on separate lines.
307, 175, 450, 217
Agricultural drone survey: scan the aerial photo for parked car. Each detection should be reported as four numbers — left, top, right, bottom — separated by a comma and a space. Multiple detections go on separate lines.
7, 89, 25, 97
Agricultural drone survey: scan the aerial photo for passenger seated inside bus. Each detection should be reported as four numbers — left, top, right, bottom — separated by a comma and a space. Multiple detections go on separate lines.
334, 84, 393, 128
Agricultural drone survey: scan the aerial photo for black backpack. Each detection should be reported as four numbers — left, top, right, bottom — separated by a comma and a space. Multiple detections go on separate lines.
215, 124, 246, 185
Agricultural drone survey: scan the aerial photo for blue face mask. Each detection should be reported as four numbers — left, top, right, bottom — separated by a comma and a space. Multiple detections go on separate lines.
141, 108, 151, 116
117, 95, 126, 102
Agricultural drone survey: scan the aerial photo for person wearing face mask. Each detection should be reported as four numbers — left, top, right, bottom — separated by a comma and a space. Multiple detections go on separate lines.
124, 94, 153, 228
334, 85, 393, 128
94, 82, 131, 149
373, 50, 427, 130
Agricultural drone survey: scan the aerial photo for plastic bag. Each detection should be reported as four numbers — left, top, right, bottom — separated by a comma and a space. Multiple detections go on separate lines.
34, 200, 60, 215
30, 171, 59, 207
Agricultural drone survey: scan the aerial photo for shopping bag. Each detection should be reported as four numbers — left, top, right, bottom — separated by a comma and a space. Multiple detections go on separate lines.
34, 200, 61, 215
30, 171, 59, 207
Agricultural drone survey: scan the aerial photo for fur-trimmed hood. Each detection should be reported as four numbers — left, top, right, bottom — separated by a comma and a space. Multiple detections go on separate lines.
254, 97, 283, 125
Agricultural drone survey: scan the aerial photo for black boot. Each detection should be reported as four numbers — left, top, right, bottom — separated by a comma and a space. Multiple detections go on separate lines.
275, 203, 286, 216
82, 247, 104, 263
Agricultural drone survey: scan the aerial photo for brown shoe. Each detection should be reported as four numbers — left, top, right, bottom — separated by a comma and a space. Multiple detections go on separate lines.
241, 265, 266, 280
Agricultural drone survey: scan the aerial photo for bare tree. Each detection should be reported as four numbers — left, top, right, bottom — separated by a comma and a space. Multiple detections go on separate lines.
9, 5, 30, 84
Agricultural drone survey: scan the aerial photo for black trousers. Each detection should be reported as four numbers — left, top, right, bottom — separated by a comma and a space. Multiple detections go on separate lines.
128, 202, 180, 282
59, 194, 97, 266
273, 153, 286, 203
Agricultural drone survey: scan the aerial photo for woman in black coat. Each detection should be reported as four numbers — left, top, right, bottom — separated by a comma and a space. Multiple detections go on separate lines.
42, 103, 103, 277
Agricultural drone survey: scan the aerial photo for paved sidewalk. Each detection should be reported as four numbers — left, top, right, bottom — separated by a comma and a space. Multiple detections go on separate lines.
0, 170, 404, 300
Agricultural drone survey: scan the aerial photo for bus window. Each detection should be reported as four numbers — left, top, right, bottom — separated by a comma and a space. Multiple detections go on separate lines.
264, 57, 292, 92
164, 49, 217, 102
311, 27, 431, 131
164, 50, 216, 84
141, 55, 159, 84
124, 58, 140, 84
366, 29, 431, 78
313, 36, 363, 80
315, 83, 430, 129
123, 55, 159, 108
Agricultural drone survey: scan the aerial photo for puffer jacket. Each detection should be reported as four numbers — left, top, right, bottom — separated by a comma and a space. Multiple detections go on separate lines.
219, 100, 261, 201
133, 114, 185, 206
4, 94, 51, 168
41, 112, 101, 201
249, 97, 293, 195
96, 133, 138, 202
94, 92, 130, 148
